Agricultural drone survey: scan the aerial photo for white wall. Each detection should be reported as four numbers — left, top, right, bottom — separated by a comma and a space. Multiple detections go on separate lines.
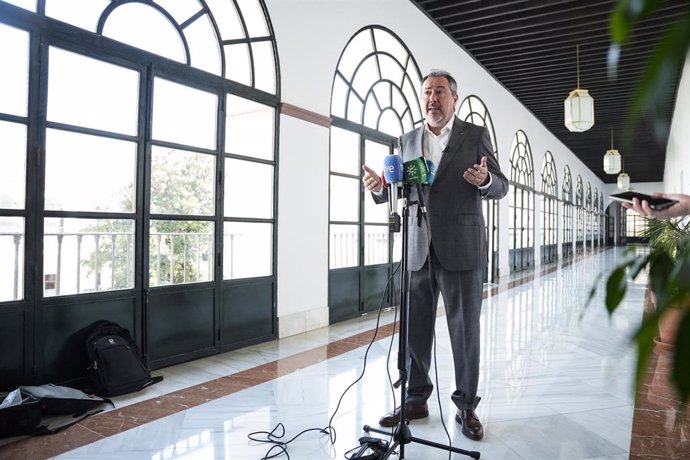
276, 115, 330, 337
665, 50, 690, 194
267, 0, 608, 335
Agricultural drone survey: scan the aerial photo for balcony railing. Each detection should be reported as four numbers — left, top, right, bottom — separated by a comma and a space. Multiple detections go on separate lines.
0, 230, 216, 301
329, 231, 394, 269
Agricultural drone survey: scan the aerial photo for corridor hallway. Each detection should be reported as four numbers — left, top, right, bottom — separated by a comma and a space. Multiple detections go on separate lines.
1, 247, 687, 459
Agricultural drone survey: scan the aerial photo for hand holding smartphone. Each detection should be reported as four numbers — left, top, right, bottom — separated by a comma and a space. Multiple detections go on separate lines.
609, 191, 678, 210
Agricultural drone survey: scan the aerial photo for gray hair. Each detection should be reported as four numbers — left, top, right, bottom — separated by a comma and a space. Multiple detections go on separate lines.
422, 69, 458, 96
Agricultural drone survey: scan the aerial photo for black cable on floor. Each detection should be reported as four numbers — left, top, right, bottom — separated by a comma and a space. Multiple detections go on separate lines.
248, 263, 401, 459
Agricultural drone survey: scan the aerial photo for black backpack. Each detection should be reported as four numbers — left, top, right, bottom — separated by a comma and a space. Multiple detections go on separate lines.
85, 320, 162, 397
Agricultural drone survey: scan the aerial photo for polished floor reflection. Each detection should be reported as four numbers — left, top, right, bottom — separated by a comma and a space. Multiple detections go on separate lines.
1, 247, 688, 459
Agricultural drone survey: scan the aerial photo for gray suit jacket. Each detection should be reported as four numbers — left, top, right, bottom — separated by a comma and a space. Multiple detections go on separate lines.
375, 117, 508, 271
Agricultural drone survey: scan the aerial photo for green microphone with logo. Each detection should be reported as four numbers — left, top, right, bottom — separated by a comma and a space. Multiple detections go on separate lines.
403, 157, 429, 184
403, 157, 429, 223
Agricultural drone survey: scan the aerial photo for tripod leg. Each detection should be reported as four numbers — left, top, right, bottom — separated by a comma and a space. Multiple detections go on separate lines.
409, 435, 480, 459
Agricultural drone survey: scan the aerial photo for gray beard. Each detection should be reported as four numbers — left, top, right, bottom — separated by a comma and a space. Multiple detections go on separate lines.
426, 113, 446, 127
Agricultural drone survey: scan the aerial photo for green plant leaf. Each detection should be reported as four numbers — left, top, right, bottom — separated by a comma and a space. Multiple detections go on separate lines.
629, 253, 650, 279
633, 308, 662, 392
670, 245, 690, 293
619, 12, 690, 145
610, 0, 665, 44
671, 309, 690, 403
649, 250, 675, 310
585, 272, 604, 308
605, 266, 629, 314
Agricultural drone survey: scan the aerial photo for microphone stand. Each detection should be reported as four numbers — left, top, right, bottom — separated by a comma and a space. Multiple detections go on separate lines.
363, 183, 480, 459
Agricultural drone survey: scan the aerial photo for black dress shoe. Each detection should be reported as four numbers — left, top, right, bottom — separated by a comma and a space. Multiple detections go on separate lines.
378, 403, 429, 427
455, 409, 484, 441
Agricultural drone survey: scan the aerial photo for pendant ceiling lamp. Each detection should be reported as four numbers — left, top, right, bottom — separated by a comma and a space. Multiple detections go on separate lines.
564, 45, 594, 132
617, 151, 630, 190
603, 126, 621, 174
617, 172, 630, 190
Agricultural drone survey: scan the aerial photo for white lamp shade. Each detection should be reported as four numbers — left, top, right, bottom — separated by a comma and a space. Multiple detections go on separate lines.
603, 148, 621, 174
564, 88, 594, 132
617, 172, 630, 190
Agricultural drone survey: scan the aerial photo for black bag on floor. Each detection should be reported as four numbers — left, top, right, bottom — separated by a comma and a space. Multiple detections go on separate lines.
0, 384, 113, 438
21, 383, 112, 416
85, 320, 163, 397
0, 390, 42, 438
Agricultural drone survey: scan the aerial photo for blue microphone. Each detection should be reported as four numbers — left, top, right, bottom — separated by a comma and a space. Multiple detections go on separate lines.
383, 154, 403, 226
425, 159, 436, 185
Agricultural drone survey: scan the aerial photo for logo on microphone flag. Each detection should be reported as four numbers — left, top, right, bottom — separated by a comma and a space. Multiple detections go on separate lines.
403, 157, 429, 183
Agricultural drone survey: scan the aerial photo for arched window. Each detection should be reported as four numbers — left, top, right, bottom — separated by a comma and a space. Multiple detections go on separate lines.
575, 175, 584, 253
0, 0, 279, 384
43, 0, 277, 93
509, 130, 534, 273
593, 188, 600, 247
540, 152, 558, 264
458, 95, 498, 152
329, 25, 422, 321
458, 95, 499, 282
561, 166, 573, 259
331, 26, 423, 136
585, 182, 592, 250
599, 191, 608, 246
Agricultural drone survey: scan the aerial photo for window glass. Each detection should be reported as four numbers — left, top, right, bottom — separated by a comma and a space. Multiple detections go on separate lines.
0, 217, 24, 302
364, 225, 388, 265
150, 146, 215, 216
329, 224, 358, 269
48, 47, 139, 136
252, 41, 276, 93
373, 28, 407, 65
205, 0, 245, 40
224, 44, 251, 86
223, 222, 271, 279
185, 13, 222, 76
330, 176, 359, 222
337, 31, 374, 82
224, 158, 273, 218
237, 0, 268, 36
3, 0, 36, 10
392, 232, 402, 262
0, 23, 29, 117
330, 127, 359, 175
155, 0, 203, 23
352, 57, 379, 99
45, 129, 136, 213
0, 121, 27, 209
149, 220, 214, 286
379, 109, 404, 137
152, 77, 218, 149
103, 3, 185, 63
225, 95, 274, 159
364, 140, 388, 224
44, 218, 134, 296
45, 0, 107, 32
331, 76, 348, 119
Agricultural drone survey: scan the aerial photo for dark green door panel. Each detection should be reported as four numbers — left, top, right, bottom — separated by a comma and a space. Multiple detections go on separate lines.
0, 307, 25, 390
362, 266, 391, 313
41, 296, 136, 384
222, 278, 275, 350
148, 286, 216, 367
329, 269, 360, 323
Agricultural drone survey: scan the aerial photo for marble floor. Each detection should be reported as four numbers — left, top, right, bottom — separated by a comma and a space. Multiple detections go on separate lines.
1, 247, 688, 459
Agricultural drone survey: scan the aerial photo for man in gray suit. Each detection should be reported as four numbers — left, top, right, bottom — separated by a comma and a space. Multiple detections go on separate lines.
362, 69, 508, 441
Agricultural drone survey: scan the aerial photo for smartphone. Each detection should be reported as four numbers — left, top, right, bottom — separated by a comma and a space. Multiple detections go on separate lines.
609, 191, 678, 210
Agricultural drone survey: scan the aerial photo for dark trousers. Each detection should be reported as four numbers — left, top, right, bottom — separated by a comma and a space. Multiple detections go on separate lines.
405, 244, 483, 410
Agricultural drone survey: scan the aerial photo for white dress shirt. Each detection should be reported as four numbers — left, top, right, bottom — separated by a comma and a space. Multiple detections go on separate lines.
423, 118, 492, 190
